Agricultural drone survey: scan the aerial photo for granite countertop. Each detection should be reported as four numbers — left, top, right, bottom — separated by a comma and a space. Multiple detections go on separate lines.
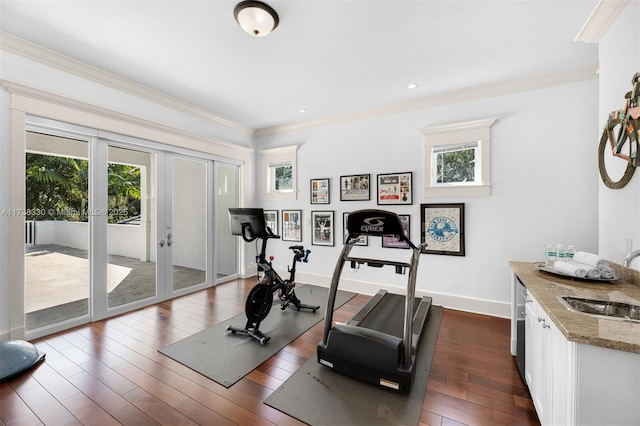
510, 261, 640, 354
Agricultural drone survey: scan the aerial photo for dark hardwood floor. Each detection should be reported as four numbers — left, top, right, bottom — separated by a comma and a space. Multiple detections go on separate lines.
1, 278, 540, 425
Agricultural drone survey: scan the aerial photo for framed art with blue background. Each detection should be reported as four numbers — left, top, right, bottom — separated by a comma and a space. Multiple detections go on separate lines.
420, 203, 465, 256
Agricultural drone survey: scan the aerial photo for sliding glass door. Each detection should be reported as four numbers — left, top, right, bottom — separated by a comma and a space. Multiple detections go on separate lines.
215, 163, 239, 282
24, 131, 91, 332
23, 118, 239, 337
105, 145, 158, 310
167, 155, 209, 293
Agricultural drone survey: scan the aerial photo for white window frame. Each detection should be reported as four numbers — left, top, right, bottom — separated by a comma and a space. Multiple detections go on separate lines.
260, 145, 298, 201
420, 117, 497, 197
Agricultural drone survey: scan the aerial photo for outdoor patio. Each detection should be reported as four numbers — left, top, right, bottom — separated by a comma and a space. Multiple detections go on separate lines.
25, 244, 206, 330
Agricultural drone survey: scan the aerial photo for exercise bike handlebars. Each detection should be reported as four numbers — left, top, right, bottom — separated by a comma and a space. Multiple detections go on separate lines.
290, 246, 311, 263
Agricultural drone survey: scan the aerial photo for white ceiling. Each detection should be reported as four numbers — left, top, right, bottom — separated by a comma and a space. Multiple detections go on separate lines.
0, 0, 599, 133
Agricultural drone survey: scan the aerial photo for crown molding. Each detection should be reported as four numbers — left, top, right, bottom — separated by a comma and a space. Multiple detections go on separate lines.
254, 65, 599, 137
575, 0, 630, 43
0, 30, 600, 140
0, 31, 253, 136
419, 117, 498, 136
1, 79, 253, 158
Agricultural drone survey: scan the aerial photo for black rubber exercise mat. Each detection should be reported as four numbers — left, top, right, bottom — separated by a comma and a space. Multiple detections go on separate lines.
159, 284, 355, 388
264, 305, 443, 426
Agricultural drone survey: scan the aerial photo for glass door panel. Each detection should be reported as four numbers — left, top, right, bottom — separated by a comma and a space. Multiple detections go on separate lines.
170, 156, 208, 292
215, 163, 239, 281
24, 131, 90, 332
106, 146, 158, 309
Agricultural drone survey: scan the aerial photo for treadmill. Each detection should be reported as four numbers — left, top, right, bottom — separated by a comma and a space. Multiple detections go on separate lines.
317, 209, 432, 393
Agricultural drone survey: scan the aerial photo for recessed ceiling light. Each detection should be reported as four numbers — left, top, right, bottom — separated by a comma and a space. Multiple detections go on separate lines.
299, 108, 307, 113
408, 83, 418, 89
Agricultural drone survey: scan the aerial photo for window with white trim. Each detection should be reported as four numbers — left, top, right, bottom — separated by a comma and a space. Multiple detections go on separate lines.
260, 145, 297, 200
421, 117, 496, 197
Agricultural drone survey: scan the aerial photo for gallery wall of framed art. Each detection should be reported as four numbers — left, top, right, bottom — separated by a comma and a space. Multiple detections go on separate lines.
268, 172, 464, 257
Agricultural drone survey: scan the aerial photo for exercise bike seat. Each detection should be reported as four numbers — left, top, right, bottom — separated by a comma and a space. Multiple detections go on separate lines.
289, 245, 304, 250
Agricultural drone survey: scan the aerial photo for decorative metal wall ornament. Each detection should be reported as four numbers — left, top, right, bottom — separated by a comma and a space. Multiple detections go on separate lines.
598, 72, 640, 189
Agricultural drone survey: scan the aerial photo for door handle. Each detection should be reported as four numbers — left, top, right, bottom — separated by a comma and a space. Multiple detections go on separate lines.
167, 233, 176, 247
159, 239, 165, 247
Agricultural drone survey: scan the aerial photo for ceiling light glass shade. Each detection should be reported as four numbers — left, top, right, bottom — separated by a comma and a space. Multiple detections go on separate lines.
234, 1, 279, 37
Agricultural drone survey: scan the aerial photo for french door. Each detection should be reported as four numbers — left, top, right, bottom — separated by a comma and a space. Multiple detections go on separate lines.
94, 140, 214, 320
24, 119, 237, 336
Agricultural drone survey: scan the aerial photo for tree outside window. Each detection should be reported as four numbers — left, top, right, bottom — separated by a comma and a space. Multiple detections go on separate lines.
25, 153, 141, 223
435, 143, 477, 184
271, 162, 293, 192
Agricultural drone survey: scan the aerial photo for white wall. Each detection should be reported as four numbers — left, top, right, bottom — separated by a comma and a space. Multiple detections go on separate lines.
598, 2, 640, 265
256, 79, 599, 317
34, 221, 146, 260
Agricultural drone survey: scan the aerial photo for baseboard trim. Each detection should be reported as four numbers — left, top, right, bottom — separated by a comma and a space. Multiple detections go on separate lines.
1, 326, 25, 341
296, 272, 510, 319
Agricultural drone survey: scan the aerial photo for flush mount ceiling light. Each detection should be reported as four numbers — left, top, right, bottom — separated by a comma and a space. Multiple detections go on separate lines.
234, 1, 279, 37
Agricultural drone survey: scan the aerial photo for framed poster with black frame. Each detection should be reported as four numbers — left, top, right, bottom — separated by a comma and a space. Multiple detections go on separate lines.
377, 172, 412, 205
343, 212, 368, 246
310, 178, 330, 204
281, 209, 302, 242
420, 203, 465, 256
382, 214, 410, 249
263, 210, 278, 235
340, 174, 370, 201
311, 210, 334, 246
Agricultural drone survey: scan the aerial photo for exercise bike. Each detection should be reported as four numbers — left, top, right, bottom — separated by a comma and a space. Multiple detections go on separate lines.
227, 208, 320, 345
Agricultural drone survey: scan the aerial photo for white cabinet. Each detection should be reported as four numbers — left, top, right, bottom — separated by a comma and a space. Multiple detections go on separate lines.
522, 290, 640, 426
524, 294, 566, 426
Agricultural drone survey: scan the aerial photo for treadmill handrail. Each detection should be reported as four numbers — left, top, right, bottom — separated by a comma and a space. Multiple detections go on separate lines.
344, 256, 411, 269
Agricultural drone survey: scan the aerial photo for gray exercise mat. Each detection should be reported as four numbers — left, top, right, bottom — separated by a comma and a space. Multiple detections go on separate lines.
264, 305, 443, 426
159, 285, 355, 388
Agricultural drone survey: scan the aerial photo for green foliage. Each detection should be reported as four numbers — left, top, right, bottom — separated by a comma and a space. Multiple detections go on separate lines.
25, 153, 141, 223
436, 148, 475, 183
274, 164, 293, 190
26, 153, 88, 221
107, 164, 141, 223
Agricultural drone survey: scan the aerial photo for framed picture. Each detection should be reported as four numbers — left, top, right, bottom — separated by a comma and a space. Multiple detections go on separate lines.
311, 211, 334, 246
281, 210, 302, 242
263, 210, 278, 235
310, 178, 330, 204
377, 172, 412, 205
340, 174, 370, 201
343, 212, 368, 246
382, 214, 410, 249
420, 203, 465, 256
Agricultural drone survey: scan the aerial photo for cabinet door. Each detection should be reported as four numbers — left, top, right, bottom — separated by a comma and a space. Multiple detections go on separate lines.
525, 294, 554, 426
524, 299, 537, 390
536, 301, 553, 425
551, 322, 575, 426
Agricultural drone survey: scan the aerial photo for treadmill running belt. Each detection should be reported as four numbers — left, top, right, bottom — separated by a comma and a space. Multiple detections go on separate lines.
357, 294, 420, 338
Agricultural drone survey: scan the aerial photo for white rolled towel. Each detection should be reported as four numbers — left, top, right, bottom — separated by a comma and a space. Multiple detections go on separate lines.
572, 251, 610, 269
553, 261, 587, 278
586, 267, 601, 279
599, 267, 616, 279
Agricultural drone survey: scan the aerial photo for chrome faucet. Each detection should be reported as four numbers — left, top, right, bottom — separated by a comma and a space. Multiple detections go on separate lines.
623, 249, 640, 267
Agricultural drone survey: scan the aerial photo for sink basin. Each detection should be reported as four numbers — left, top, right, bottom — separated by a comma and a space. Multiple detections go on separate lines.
558, 296, 640, 323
